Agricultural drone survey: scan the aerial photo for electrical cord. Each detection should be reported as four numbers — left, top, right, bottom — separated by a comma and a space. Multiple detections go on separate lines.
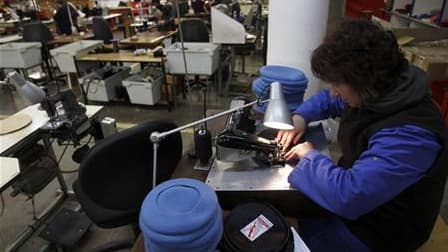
0, 193, 4, 252
58, 135, 93, 173
0, 193, 4, 217
57, 143, 79, 174
46, 139, 75, 174
174, 0, 195, 119
81, 78, 97, 105
0, 228, 4, 252
256, 83, 270, 106
57, 144, 69, 165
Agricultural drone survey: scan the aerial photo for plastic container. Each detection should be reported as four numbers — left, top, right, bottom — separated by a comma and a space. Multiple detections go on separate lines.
122, 68, 163, 105
165, 42, 220, 75
0, 42, 42, 68
80, 66, 130, 102
50, 40, 103, 73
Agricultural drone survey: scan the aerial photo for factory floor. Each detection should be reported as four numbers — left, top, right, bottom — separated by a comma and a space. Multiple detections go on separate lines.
1, 53, 447, 252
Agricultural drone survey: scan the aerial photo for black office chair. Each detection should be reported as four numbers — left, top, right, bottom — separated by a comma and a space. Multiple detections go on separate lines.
178, 19, 211, 106
92, 17, 114, 44
179, 19, 209, 43
73, 119, 183, 251
22, 21, 64, 86
23, 21, 54, 43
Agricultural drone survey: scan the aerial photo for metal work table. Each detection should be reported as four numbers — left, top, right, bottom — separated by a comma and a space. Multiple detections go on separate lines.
0, 104, 103, 252
172, 122, 330, 216
206, 124, 329, 191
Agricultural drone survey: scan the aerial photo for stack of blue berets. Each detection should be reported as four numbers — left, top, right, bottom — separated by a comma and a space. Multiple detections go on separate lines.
139, 178, 223, 252
252, 65, 308, 113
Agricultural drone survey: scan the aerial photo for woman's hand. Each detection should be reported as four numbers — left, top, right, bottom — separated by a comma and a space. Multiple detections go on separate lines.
276, 114, 306, 150
284, 142, 314, 160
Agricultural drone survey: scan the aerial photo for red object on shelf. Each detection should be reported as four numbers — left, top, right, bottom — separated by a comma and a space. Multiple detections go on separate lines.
431, 81, 448, 105
442, 89, 448, 126
131, 1, 150, 17
430, 81, 448, 126
345, 0, 386, 19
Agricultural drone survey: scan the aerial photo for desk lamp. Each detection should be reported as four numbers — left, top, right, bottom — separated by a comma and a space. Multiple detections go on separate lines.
150, 81, 293, 188
7, 71, 46, 104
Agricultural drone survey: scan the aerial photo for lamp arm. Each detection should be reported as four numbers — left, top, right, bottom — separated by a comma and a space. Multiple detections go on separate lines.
150, 99, 268, 143
150, 98, 268, 188
152, 142, 159, 189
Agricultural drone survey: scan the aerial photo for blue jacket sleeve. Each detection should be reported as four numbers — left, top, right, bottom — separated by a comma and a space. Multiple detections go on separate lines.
288, 125, 442, 220
294, 89, 345, 123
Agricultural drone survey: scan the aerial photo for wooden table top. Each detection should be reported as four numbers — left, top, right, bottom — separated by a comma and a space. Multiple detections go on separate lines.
120, 30, 177, 48
77, 51, 163, 63
49, 33, 95, 45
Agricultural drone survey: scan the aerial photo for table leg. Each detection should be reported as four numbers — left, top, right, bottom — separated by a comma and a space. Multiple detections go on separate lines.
161, 57, 172, 112
4, 134, 68, 252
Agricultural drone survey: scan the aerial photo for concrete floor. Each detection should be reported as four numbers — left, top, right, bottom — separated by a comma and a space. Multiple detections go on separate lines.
1, 52, 448, 252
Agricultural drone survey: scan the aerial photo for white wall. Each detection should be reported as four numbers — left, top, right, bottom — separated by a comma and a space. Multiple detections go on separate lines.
412, 0, 444, 16
267, 0, 330, 99
97, 0, 124, 8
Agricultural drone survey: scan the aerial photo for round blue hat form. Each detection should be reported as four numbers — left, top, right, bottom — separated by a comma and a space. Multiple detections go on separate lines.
139, 178, 223, 252
260, 65, 306, 83
142, 208, 221, 249
252, 77, 306, 113
144, 209, 223, 252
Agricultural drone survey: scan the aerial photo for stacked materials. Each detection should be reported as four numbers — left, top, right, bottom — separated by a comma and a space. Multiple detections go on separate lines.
252, 65, 308, 113
139, 178, 223, 252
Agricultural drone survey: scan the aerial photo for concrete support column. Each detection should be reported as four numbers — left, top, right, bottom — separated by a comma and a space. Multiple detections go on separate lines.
267, 0, 330, 99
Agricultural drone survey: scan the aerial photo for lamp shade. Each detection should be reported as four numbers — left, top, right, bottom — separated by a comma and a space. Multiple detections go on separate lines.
7, 71, 45, 104
263, 82, 294, 130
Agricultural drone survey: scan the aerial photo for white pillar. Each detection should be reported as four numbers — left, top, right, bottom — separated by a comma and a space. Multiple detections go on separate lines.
267, 0, 330, 99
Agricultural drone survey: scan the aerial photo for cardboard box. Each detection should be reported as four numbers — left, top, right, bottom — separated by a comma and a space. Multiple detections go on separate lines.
373, 16, 448, 43
401, 45, 448, 81
414, 55, 448, 81
401, 47, 416, 63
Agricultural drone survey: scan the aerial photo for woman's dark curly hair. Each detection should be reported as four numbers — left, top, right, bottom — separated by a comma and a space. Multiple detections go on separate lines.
311, 18, 408, 97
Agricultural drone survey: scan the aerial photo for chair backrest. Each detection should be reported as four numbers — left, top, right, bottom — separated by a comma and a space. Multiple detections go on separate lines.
22, 21, 54, 43
92, 17, 113, 44
179, 19, 209, 42
22, 21, 53, 61
76, 119, 182, 218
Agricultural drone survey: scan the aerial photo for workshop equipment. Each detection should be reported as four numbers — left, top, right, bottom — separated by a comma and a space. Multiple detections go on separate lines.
50, 40, 103, 73
122, 67, 163, 105
100, 117, 118, 138
165, 42, 220, 75
0, 42, 42, 68
40, 89, 89, 144
215, 96, 284, 165
80, 65, 130, 102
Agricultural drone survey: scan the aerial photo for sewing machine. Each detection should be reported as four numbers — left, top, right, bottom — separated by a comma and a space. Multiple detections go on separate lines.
207, 97, 329, 192
215, 97, 285, 166
40, 89, 90, 144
